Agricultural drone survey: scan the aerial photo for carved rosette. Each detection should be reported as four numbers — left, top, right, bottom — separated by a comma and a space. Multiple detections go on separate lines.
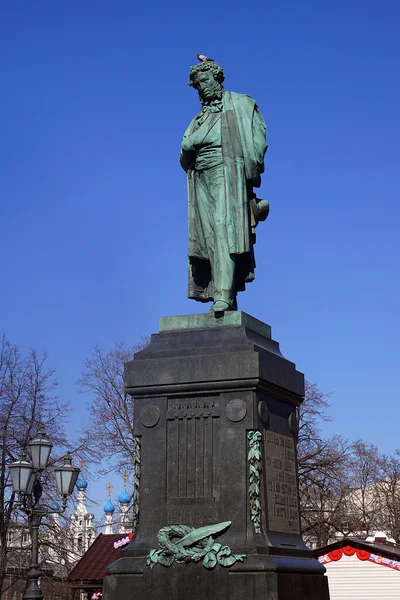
247, 430, 262, 534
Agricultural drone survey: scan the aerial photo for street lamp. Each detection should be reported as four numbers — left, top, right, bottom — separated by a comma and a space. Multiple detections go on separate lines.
8, 428, 80, 600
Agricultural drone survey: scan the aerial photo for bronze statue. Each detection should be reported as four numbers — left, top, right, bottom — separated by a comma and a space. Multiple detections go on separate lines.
180, 56, 269, 314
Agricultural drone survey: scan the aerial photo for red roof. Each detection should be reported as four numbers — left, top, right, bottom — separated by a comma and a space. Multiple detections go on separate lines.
68, 534, 122, 584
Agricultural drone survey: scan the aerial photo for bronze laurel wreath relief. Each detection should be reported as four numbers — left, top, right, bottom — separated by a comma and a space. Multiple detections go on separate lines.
147, 522, 246, 569
248, 430, 262, 534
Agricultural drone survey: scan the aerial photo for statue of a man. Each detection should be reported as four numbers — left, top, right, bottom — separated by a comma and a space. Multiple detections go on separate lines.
180, 56, 268, 314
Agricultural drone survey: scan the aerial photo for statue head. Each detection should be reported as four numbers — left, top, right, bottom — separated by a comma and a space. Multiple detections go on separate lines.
189, 61, 225, 104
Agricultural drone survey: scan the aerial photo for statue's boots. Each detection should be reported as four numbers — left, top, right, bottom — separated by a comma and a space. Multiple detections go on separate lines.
211, 292, 237, 314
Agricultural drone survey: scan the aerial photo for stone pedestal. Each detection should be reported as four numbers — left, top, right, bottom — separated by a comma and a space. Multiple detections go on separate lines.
103, 312, 329, 600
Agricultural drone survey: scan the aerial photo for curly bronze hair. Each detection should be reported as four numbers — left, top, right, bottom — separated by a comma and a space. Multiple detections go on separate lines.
188, 61, 225, 87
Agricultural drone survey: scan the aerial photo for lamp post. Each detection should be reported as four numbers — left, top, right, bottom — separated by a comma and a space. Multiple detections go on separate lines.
9, 427, 80, 600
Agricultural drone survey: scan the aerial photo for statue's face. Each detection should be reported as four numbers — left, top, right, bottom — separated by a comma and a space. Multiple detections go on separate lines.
193, 70, 218, 102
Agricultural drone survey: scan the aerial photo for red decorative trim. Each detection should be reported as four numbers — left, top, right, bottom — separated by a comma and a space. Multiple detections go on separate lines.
328, 549, 343, 561
356, 549, 371, 561
318, 546, 400, 572
343, 545, 356, 556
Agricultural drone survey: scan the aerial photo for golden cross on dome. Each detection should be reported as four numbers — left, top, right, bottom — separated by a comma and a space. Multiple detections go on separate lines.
122, 471, 128, 488
106, 482, 113, 498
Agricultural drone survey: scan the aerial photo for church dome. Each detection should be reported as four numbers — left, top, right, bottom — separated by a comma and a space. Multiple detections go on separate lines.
76, 475, 88, 490
118, 488, 131, 504
104, 498, 115, 514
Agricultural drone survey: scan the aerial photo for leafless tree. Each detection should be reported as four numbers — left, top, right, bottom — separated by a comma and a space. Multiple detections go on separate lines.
342, 440, 383, 538
297, 381, 352, 547
374, 452, 400, 541
77, 339, 149, 475
0, 334, 72, 596
298, 387, 400, 547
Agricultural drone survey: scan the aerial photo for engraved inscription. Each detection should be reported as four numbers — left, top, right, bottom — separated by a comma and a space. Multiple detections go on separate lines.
167, 507, 218, 526
167, 398, 220, 419
265, 431, 300, 534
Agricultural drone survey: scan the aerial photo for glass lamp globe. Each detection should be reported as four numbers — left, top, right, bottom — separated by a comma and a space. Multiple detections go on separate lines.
55, 453, 80, 496
28, 427, 53, 470
9, 453, 34, 493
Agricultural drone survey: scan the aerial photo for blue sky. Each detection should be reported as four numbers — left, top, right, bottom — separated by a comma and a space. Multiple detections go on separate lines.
1, 0, 400, 520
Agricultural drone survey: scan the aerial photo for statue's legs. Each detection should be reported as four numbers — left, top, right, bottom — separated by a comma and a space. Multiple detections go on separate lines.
208, 166, 236, 310
210, 233, 236, 309
192, 165, 237, 311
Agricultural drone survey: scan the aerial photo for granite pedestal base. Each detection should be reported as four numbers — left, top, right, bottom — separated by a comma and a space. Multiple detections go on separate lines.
103, 312, 329, 600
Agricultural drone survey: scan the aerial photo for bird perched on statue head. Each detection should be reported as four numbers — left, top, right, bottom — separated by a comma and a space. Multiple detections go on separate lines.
197, 53, 214, 63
